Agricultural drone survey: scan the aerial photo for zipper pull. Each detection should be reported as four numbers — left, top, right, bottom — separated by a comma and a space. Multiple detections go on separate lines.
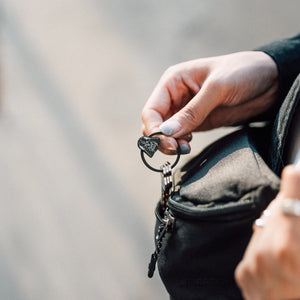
163, 209, 175, 230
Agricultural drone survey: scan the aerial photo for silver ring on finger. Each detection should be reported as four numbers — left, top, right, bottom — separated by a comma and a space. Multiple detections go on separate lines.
253, 218, 266, 229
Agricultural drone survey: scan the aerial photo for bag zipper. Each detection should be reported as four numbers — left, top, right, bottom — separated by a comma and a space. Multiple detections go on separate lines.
167, 195, 257, 220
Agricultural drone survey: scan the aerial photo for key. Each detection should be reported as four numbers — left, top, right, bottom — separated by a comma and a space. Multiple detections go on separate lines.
160, 162, 173, 211
148, 209, 175, 278
148, 163, 175, 278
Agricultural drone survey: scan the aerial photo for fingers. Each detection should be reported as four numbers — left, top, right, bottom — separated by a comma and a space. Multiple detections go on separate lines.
142, 76, 222, 152
141, 62, 203, 154
280, 165, 300, 198
159, 137, 191, 155
141, 84, 178, 153
142, 63, 195, 136
236, 165, 300, 299
141, 84, 170, 135
159, 78, 222, 138
177, 135, 192, 154
141, 122, 192, 155
142, 51, 280, 150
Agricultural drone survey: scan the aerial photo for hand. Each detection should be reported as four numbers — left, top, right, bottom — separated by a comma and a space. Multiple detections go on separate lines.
142, 51, 278, 154
235, 165, 300, 300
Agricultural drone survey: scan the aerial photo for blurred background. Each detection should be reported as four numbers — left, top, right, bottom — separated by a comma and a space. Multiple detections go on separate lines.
0, 0, 299, 299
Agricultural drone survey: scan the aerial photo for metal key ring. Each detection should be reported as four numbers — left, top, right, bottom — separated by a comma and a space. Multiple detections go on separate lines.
139, 132, 181, 172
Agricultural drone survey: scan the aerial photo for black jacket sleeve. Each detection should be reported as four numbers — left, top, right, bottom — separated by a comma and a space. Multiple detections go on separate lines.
255, 33, 300, 99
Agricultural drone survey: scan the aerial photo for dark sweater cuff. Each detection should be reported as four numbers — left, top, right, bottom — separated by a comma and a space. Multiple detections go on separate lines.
255, 33, 300, 100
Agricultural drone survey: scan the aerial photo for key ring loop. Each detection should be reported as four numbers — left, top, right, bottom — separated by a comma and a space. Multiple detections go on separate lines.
139, 132, 181, 172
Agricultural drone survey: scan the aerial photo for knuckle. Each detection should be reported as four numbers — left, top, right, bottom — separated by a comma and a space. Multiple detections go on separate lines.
275, 242, 290, 261
181, 106, 199, 125
205, 75, 236, 104
141, 125, 147, 136
205, 76, 222, 90
282, 165, 300, 182
141, 108, 148, 123
162, 64, 184, 85
142, 125, 157, 136
253, 249, 267, 269
234, 264, 244, 284
234, 263, 250, 288
141, 110, 158, 136
163, 65, 178, 78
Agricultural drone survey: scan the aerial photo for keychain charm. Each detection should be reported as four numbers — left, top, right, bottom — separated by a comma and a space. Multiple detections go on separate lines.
137, 132, 181, 172
137, 135, 160, 158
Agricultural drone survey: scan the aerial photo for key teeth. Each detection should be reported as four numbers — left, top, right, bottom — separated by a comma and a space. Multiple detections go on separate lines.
161, 162, 173, 210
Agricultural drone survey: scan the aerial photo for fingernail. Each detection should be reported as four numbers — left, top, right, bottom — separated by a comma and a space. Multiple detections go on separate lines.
160, 120, 182, 136
179, 144, 191, 154
161, 137, 178, 153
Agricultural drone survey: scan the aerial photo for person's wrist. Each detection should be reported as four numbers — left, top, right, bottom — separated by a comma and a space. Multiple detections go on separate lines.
253, 50, 279, 78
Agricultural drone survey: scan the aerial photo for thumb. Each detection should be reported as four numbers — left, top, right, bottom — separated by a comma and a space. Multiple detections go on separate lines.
159, 81, 220, 137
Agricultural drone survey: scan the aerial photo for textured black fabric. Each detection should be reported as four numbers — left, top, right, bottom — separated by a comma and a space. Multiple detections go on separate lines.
256, 33, 300, 99
254, 33, 300, 120
248, 33, 300, 123
153, 75, 300, 300
270, 75, 300, 173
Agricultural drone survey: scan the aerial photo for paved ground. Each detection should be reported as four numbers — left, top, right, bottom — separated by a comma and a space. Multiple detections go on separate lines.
0, 0, 299, 299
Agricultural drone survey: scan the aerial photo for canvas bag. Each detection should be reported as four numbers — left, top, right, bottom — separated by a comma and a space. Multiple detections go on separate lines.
153, 74, 300, 300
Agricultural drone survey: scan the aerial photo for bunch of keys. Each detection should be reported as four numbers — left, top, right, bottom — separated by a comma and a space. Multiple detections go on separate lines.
137, 131, 181, 210
138, 132, 181, 277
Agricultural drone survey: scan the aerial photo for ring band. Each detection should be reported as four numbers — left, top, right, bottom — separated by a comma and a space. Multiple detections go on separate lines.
253, 218, 266, 228
262, 209, 272, 217
282, 198, 300, 217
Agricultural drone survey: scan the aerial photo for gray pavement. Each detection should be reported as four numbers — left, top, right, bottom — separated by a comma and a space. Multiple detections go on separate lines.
0, 0, 299, 299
